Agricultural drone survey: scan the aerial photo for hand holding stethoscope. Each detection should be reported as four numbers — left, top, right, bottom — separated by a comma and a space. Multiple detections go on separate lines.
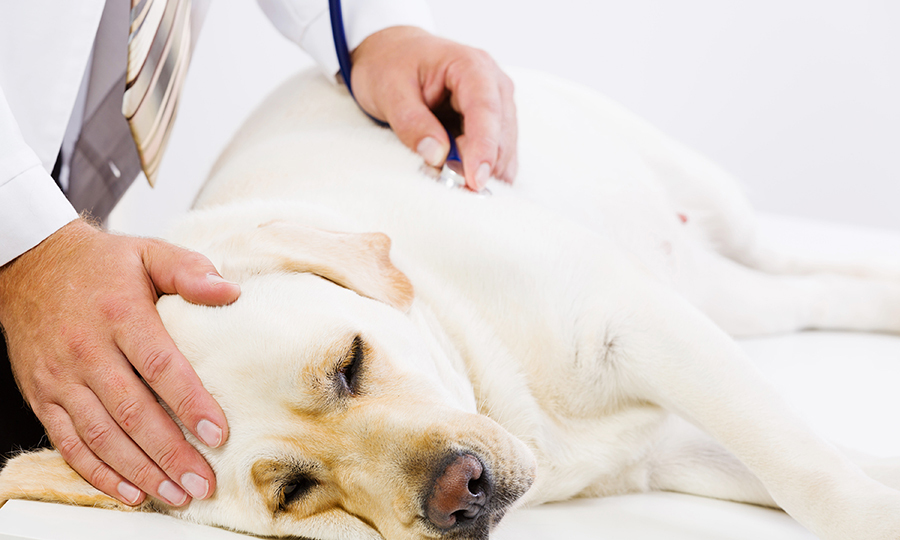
328, 0, 514, 194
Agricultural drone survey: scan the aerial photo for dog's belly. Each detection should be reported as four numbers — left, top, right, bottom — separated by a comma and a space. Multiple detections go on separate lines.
515, 406, 669, 504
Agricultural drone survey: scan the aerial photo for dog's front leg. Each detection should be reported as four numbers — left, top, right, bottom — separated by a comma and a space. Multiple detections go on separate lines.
618, 285, 900, 540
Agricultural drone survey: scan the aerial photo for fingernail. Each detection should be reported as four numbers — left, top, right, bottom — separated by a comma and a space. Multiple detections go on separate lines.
158, 480, 188, 506
181, 472, 210, 499
416, 137, 445, 167
506, 158, 518, 183
475, 162, 491, 190
197, 418, 223, 448
117, 481, 142, 505
207, 273, 237, 287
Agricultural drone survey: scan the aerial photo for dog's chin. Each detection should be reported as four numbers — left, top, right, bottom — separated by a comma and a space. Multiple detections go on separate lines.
434, 522, 491, 540
484, 460, 536, 532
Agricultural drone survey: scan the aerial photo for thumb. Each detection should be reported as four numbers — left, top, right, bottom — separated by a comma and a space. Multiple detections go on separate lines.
141, 239, 241, 306
381, 84, 452, 168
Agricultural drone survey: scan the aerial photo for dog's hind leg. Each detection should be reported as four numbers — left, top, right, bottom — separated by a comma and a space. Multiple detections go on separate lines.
614, 285, 900, 539
733, 229, 900, 283
648, 418, 900, 511
676, 242, 900, 336
512, 67, 760, 262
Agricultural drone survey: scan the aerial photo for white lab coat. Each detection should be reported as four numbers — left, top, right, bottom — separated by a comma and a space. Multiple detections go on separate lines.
0, 0, 434, 266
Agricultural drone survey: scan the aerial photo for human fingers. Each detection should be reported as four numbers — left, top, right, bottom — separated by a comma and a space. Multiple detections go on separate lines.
135, 240, 231, 453
494, 72, 518, 184
86, 344, 215, 504
142, 239, 240, 307
376, 78, 453, 170
28, 293, 216, 507
111, 292, 227, 488
45, 384, 199, 507
445, 50, 507, 191
349, 27, 453, 169
40, 401, 147, 506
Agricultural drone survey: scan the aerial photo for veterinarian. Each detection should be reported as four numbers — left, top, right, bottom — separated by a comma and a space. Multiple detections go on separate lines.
0, 0, 517, 509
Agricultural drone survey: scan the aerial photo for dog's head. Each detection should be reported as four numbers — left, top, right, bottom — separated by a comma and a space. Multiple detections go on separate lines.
0, 218, 536, 540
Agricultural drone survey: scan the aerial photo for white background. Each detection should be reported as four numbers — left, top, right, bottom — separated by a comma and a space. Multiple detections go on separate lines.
111, 0, 900, 235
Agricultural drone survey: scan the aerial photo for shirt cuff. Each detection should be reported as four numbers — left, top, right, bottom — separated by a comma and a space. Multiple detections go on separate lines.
300, 0, 437, 80
0, 165, 79, 266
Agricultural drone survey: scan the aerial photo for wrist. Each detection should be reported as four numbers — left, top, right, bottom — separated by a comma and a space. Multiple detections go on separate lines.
351, 25, 432, 65
0, 219, 99, 325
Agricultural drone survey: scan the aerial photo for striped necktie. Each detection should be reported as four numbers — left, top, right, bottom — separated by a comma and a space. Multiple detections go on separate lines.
124, 0, 195, 187
66, 0, 205, 222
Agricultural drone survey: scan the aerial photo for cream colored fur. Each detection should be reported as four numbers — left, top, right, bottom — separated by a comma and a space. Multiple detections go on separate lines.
3, 68, 900, 540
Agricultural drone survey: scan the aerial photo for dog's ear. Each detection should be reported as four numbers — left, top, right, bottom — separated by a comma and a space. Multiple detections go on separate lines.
0, 449, 134, 510
208, 221, 415, 312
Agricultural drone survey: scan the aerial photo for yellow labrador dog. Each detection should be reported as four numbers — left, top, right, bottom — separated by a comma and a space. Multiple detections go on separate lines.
3, 68, 900, 540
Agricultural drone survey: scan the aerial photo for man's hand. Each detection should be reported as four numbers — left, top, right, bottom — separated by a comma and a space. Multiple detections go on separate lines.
350, 26, 517, 191
0, 219, 240, 506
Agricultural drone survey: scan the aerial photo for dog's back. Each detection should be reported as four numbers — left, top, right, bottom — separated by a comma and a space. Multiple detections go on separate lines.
196, 67, 754, 282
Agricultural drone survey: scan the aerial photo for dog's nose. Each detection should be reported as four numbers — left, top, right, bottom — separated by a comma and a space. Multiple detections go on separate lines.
425, 453, 491, 530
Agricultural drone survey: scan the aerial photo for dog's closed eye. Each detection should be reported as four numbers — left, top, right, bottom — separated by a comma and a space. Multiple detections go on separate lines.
278, 473, 318, 511
338, 335, 365, 396
252, 459, 323, 515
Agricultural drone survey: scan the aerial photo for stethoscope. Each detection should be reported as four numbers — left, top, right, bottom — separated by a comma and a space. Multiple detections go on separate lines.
328, 0, 475, 192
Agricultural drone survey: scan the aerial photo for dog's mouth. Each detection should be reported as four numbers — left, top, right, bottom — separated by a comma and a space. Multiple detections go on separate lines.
419, 451, 534, 539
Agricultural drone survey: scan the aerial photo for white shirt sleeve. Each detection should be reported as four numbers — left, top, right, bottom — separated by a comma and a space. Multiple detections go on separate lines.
255, 0, 436, 78
0, 84, 79, 266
